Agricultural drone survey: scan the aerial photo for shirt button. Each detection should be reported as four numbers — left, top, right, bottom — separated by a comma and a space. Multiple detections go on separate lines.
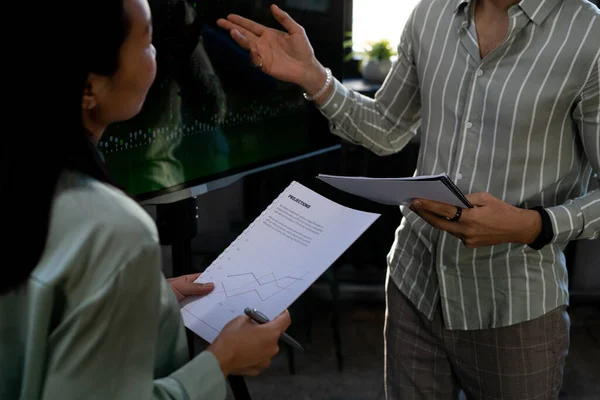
441, 265, 448, 272
333, 103, 338, 108
456, 172, 463, 180
466, 122, 473, 129
477, 69, 483, 76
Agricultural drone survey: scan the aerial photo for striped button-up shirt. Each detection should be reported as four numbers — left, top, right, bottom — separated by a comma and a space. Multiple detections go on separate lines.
318, 0, 600, 330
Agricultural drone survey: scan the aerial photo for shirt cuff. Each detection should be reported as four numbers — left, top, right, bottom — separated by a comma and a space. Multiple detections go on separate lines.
317, 78, 351, 120
545, 203, 583, 244
170, 351, 227, 400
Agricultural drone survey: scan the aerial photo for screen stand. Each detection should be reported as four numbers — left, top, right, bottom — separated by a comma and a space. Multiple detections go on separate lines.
156, 197, 252, 400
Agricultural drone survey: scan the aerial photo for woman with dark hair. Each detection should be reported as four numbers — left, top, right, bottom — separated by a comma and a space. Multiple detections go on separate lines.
0, 0, 290, 399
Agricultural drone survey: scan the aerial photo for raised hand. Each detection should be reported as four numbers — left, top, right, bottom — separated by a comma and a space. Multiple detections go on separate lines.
217, 4, 329, 98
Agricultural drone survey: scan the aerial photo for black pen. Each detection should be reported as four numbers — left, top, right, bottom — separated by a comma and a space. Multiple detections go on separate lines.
244, 307, 305, 352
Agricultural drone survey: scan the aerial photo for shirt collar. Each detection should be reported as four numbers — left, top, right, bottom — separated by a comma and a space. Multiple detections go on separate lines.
454, 0, 471, 13
455, 0, 563, 25
519, 0, 563, 25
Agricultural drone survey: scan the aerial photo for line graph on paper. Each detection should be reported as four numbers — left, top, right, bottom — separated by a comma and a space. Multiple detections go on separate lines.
214, 271, 310, 302
194, 228, 315, 303
198, 248, 316, 307
180, 243, 322, 343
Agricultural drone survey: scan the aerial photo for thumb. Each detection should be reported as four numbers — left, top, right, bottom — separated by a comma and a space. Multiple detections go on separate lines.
465, 192, 490, 207
269, 309, 292, 333
177, 281, 215, 297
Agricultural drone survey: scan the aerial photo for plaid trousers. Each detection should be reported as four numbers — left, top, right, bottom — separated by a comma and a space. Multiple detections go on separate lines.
384, 273, 570, 400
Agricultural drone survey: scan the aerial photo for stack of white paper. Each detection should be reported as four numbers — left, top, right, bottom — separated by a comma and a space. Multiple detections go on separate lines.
317, 173, 472, 208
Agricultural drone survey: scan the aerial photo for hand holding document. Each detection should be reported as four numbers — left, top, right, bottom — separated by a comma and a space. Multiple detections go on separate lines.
317, 173, 473, 208
181, 181, 380, 343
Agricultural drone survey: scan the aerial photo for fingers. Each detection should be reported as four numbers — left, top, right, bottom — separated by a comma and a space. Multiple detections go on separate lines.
232, 29, 253, 52
412, 199, 458, 220
249, 47, 265, 69
230, 30, 262, 65
217, 19, 259, 50
234, 315, 253, 325
229, 351, 275, 377
239, 368, 261, 377
230, 315, 254, 330
465, 192, 491, 207
177, 281, 215, 297
236, 365, 267, 377
183, 272, 201, 282
171, 287, 185, 302
226, 14, 266, 36
216, 18, 235, 31
271, 4, 303, 34
238, 356, 274, 376
218, 25, 263, 69
256, 359, 272, 370
412, 208, 460, 234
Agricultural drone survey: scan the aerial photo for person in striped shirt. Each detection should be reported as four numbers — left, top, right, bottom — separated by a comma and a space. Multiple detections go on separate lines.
218, 0, 600, 398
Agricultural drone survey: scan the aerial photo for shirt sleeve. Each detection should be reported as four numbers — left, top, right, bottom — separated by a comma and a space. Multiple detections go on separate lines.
317, 9, 421, 156
546, 56, 600, 243
40, 242, 227, 400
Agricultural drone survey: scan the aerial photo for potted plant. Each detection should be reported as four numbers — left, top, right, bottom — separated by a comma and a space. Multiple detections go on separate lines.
360, 39, 396, 83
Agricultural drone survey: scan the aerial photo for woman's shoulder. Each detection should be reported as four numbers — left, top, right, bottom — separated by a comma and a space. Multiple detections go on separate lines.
33, 170, 161, 287
55, 170, 158, 242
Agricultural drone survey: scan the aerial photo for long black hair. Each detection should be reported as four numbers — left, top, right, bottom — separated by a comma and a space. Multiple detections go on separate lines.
1, 1, 131, 294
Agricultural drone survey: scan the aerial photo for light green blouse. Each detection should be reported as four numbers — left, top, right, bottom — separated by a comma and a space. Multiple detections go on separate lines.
0, 170, 226, 400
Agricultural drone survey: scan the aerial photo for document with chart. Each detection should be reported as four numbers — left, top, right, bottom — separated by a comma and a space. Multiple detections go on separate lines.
180, 181, 380, 343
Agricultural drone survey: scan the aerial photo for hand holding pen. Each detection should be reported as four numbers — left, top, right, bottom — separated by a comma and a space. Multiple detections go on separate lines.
207, 309, 292, 377
245, 308, 304, 352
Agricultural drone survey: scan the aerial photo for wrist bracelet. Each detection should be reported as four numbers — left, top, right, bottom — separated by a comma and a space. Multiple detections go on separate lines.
303, 67, 332, 101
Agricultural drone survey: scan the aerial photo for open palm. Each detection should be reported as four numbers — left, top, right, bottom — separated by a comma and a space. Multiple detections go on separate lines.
216, 4, 319, 87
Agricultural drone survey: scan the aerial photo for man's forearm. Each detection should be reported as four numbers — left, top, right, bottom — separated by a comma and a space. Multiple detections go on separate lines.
306, 66, 421, 157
